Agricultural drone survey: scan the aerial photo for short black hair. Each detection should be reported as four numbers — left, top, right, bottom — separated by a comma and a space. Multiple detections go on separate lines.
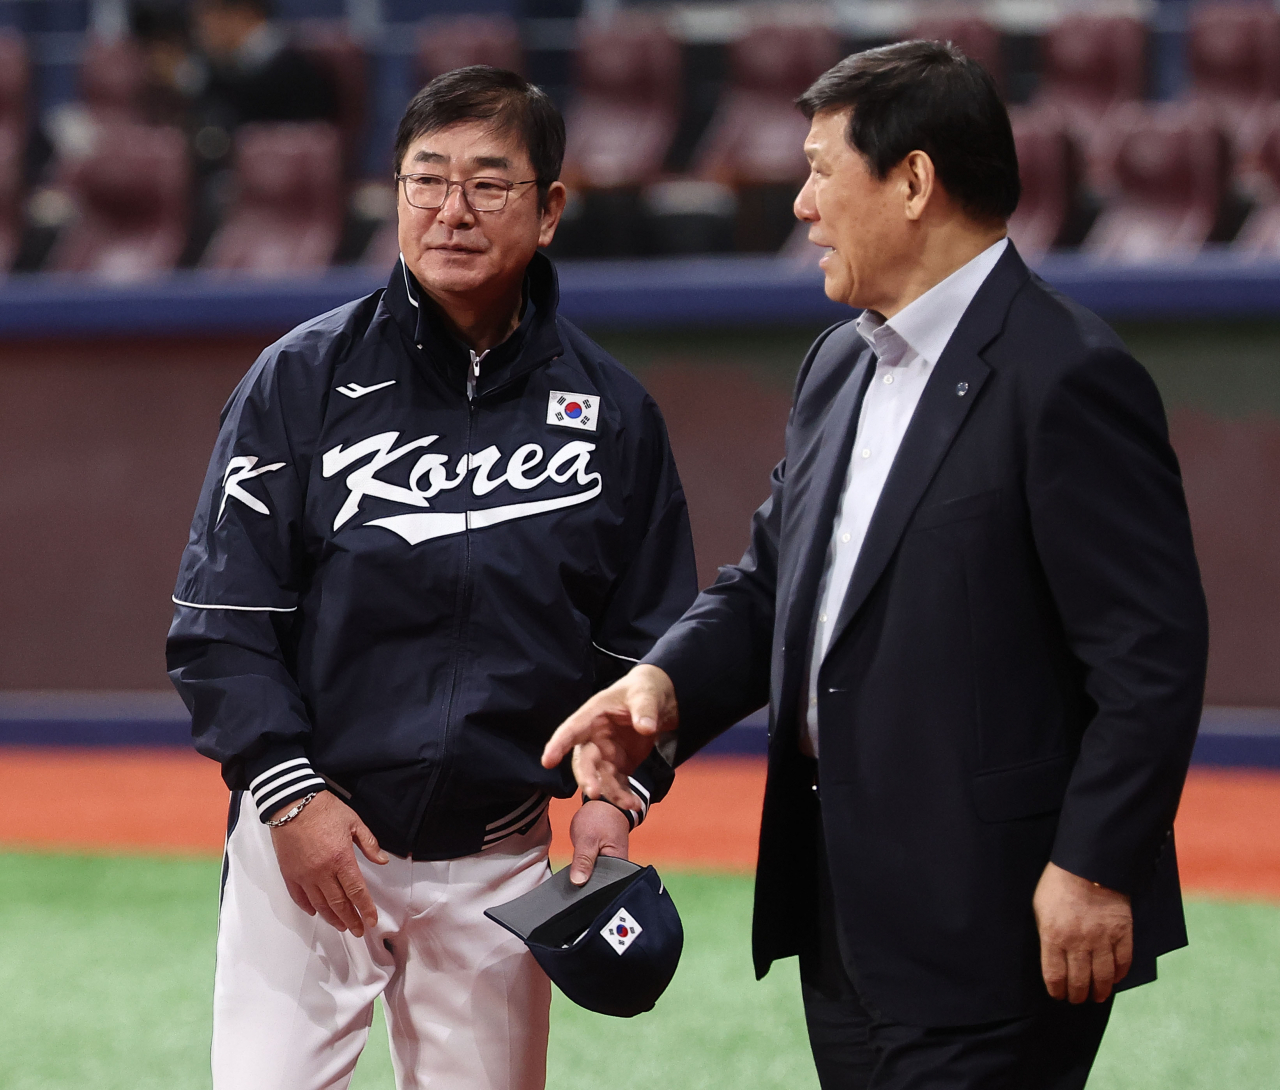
797, 40, 1020, 222
394, 66, 566, 207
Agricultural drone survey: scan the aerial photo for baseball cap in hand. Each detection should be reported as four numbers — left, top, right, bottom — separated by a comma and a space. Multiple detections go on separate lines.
485, 856, 683, 1017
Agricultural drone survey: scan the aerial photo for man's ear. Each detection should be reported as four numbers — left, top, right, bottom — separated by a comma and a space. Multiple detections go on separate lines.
538, 181, 569, 248
902, 150, 937, 223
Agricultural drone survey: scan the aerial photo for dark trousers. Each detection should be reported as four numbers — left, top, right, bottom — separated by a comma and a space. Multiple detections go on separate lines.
800, 849, 1112, 1090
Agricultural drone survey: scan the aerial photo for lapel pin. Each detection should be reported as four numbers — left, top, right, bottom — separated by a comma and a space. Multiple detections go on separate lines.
956, 382, 969, 396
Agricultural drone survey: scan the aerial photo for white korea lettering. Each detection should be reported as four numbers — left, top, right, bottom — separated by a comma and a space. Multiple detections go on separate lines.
321, 432, 601, 532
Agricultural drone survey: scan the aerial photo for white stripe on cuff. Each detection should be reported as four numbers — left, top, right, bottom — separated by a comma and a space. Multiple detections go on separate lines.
257, 777, 326, 816
249, 757, 310, 793
249, 758, 325, 817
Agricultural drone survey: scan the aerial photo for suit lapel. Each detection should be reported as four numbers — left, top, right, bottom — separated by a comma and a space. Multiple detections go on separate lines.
826, 246, 1031, 650
778, 346, 875, 654
769, 340, 875, 738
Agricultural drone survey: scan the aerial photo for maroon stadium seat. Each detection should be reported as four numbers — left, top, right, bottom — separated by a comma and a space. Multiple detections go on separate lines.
202, 122, 343, 274
0, 29, 29, 136
79, 36, 149, 121
0, 125, 22, 273
691, 22, 841, 250
1185, 4, 1280, 177
1233, 104, 1280, 255
1007, 107, 1080, 260
1188, 3, 1280, 104
1034, 15, 1147, 187
49, 123, 189, 279
417, 15, 523, 82
563, 16, 681, 190
295, 21, 367, 176
694, 22, 841, 187
1084, 104, 1229, 262
910, 15, 1003, 92
0, 30, 29, 273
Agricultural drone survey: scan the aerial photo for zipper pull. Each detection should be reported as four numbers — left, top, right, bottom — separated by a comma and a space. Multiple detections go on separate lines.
468, 349, 485, 401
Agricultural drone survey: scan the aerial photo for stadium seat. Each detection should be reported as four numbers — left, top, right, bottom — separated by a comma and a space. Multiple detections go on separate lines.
1007, 107, 1083, 260
0, 29, 29, 135
690, 22, 842, 251
1083, 104, 1229, 263
79, 36, 149, 121
417, 15, 524, 82
48, 123, 189, 280
0, 125, 22, 273
0, 30, 29, 273
563, 16, 680, 191
1185, 3, 1280, 185
910, 15, 1003, 92
1033, 15, 1147, 188
295, 21, 368, 176
202, 122, 343, 275
553, 16, 682, 257
1233, 104, 1280, 255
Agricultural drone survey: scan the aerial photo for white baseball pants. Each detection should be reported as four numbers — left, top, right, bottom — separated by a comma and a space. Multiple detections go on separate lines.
212, 790, 553, 1090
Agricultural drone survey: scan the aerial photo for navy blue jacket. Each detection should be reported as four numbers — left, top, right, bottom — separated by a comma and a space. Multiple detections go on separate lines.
167, 253, 697, 859
645, 245, 1208, 1025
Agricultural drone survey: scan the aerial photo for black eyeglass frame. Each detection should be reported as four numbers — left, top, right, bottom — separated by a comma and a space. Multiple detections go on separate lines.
395, 173, 541, 212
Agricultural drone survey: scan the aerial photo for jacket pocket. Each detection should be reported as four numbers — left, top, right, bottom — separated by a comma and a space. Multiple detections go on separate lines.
972, 752, 1074, 822
911, 488, 1001, 531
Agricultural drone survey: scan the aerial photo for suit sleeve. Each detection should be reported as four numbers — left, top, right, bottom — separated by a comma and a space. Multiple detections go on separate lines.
166, 350, 326, 822
1028, 346, 1209, 895
589, 394, 698, 818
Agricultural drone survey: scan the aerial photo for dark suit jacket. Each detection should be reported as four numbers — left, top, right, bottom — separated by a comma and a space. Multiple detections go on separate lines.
645, 244, 1209, 1026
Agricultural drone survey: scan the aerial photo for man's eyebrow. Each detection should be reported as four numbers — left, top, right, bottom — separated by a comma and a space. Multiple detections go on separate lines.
412, 151, 447, 164
473, 155, 512, 171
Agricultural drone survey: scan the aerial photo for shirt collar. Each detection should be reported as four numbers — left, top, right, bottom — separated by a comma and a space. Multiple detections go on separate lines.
856, 237, 1009, 366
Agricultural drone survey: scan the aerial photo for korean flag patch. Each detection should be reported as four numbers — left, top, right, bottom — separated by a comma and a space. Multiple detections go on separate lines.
547, 390, 599, 432
600, 908, 643, 955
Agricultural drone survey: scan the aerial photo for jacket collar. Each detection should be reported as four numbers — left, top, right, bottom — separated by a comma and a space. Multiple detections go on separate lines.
383, 250, 565, 397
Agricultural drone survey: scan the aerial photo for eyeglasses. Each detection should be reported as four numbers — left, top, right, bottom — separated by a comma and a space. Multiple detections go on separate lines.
396, 173, 539, 212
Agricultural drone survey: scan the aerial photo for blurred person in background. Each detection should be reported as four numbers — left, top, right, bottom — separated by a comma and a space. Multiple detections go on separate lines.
130, 0, 203, 129
167, 66, 695, 1089
545, 41, 1209, 1090
188, 0, 336, 168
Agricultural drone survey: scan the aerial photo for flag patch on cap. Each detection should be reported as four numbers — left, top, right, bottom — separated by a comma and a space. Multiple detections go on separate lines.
600, 908, 642, 954
547, 390, 599, 432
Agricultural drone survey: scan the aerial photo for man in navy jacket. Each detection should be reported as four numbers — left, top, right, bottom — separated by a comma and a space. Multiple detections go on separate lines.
545, 42, 1208, 1089
168, 67, 695, 1090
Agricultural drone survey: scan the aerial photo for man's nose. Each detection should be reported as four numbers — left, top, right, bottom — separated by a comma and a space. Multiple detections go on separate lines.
794, 176, 817, 222
437, 184, 475, 227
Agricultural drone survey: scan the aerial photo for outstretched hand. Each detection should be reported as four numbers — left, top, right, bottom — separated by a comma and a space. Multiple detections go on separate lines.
541, 664, 678, 811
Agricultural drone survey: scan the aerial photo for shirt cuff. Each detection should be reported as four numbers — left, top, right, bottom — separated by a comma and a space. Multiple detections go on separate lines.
247, 756, 327, 822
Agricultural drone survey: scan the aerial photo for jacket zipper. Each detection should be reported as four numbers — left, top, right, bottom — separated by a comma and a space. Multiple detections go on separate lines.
420, 382, 480, 832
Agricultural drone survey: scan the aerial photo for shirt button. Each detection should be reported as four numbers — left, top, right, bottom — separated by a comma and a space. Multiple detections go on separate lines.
883, 374, 894, 384
861, 449, 871, 458
819, 613, 827, 623
841, 533, 851, 543
810, 696, 817, 706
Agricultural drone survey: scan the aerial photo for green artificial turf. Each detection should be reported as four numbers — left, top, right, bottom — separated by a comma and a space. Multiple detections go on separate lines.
0, 852, 1275, 1089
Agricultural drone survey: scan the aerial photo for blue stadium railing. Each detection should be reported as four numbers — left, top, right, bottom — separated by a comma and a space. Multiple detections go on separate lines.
2, 253, 1279, 337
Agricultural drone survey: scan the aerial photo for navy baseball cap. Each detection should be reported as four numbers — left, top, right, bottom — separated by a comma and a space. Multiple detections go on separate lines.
485, 856, 683, 1018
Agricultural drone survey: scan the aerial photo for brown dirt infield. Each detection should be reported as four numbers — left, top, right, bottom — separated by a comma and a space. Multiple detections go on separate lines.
0, 750, 1276, 899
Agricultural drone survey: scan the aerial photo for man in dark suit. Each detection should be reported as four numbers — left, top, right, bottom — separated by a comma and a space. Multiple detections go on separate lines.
543, 40, 1209, 1090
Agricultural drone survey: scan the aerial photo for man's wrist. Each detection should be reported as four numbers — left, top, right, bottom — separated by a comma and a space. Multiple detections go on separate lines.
581, 792, 644, 830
